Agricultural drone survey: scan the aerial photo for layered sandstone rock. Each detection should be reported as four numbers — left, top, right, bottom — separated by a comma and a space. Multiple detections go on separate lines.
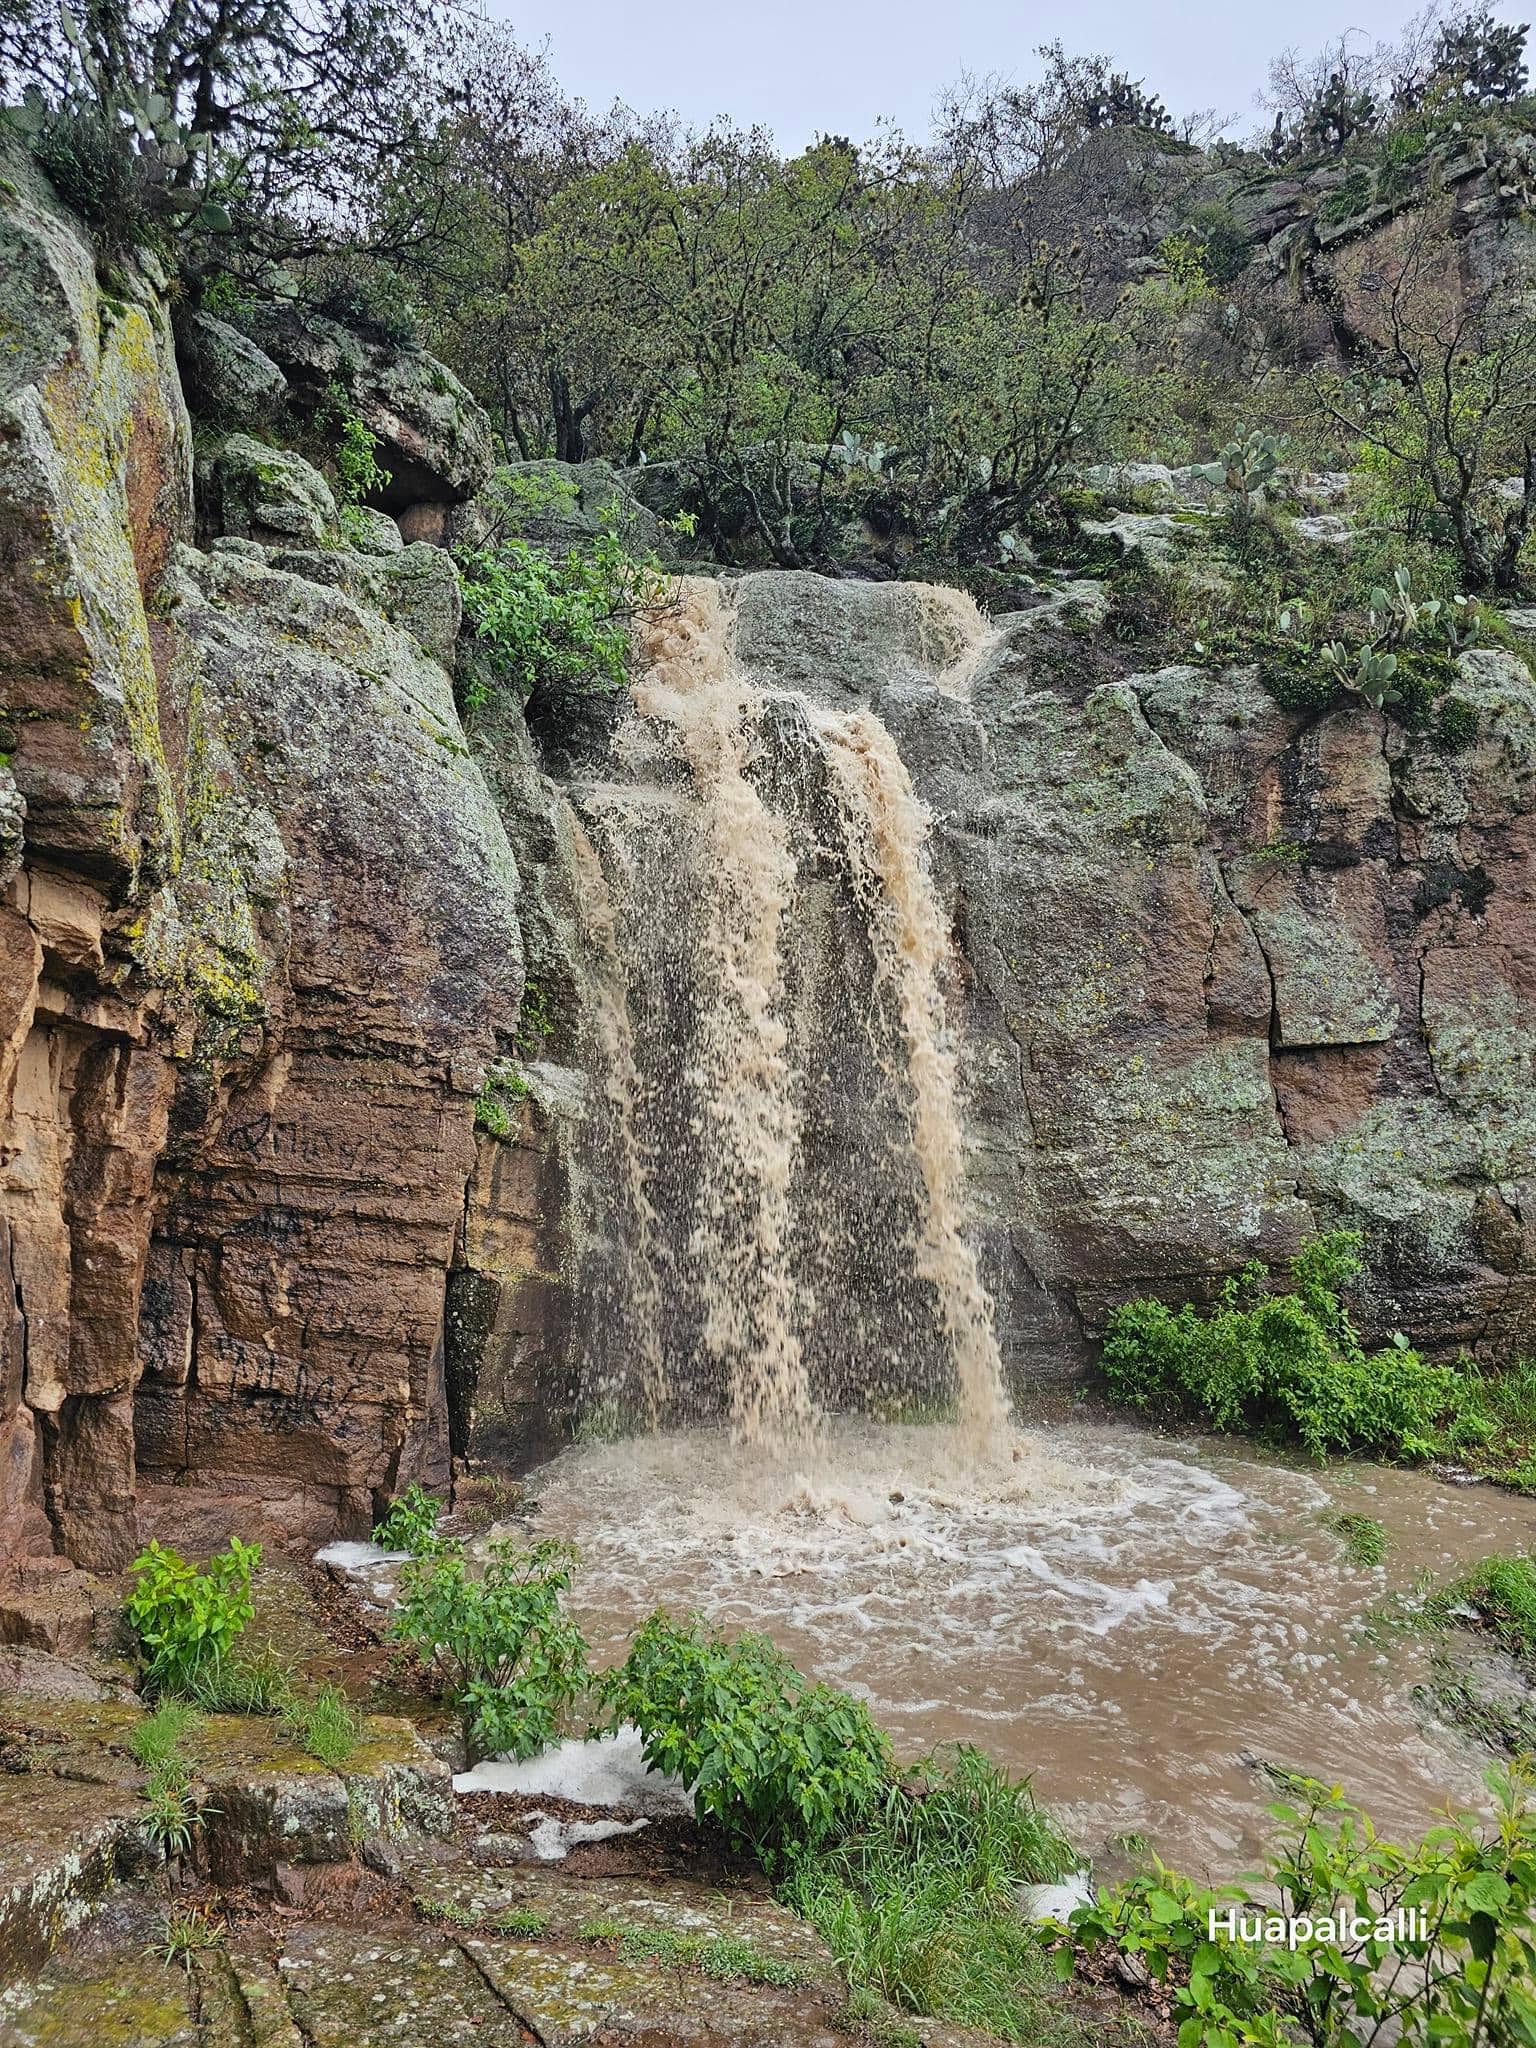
0, 145, 520, 1571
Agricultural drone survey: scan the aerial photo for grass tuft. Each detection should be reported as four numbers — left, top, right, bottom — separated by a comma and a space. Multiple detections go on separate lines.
1321, 1509, 1388, 1567
280, 1683, 362, 1767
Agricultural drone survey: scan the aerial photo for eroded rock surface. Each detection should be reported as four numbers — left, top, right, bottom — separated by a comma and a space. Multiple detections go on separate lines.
0, 144, 520, 1569
724, 574, 1536, 1362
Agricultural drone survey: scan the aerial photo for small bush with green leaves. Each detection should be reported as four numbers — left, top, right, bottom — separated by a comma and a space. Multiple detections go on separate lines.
602, 1613, 893, 1868
1065, 1764, 1536, 2048
372, 1481, 450, 1557
391, 1537, 589, 1765
1101, 1231, 1467, 1460
126, 1537, 260, 1697
457, 531, 671, 714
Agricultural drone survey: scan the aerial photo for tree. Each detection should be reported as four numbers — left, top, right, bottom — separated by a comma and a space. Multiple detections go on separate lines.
0, 0, 468, 258
367, 26, 649, 459
1313, 204, 1536, 590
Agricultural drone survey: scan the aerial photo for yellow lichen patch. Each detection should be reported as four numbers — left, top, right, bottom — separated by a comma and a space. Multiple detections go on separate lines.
34, 291, 180, 875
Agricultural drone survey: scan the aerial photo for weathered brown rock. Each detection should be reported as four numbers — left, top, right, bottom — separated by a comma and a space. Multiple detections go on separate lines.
0, 147, 521, 1567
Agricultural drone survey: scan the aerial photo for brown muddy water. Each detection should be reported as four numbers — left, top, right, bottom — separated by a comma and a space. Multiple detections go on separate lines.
518, 1415, 1536, 1877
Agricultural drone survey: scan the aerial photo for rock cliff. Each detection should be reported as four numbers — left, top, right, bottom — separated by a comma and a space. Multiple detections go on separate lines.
2, 144, 1535, 1574
724, 574, 1536, 1373
0, 146, 520, 1569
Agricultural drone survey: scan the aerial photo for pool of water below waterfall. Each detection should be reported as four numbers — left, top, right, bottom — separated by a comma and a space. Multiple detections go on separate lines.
511, 1414, 1536, 1875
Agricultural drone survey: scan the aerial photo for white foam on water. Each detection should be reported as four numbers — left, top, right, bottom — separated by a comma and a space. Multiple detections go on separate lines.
524, 1814, 652, 1861
313, 1540, 411, 1570
454, 1727, 693, 1818
513, 1416, 1536, 1868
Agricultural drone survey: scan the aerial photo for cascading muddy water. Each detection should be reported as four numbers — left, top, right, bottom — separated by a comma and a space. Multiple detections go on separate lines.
567, 817, 667, 1423
564, 577, 1010, 1446
815, 711, 1010, 1445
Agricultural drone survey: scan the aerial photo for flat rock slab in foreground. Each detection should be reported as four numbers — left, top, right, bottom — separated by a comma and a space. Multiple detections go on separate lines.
2, 1837, 1004, 2048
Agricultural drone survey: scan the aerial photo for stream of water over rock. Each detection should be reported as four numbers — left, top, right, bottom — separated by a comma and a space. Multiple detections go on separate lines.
533, 576, 1536, 1873
566, 577, 1007, 1444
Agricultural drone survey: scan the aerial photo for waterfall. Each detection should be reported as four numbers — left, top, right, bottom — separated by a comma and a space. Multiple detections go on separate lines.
628, 585, 814, 1445
814, 711, 1010, 1445
568, 816, 667, 1424
566, 578, 1009, 1447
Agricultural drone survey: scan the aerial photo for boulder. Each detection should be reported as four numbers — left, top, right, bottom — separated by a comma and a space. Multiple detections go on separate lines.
233, 302, 494, 516
175, 310, 288, 429
199, 432, 339, 545
458, 459, 666, 557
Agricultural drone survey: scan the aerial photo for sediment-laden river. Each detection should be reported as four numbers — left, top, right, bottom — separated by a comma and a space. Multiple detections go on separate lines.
515, 1415, 1536, 1874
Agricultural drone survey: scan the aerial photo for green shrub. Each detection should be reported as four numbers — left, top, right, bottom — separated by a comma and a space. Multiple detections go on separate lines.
372, 1481, 450, 1557
1183, 202, 1251, 284
1260, 652, 1338, 713
1065, 1766, 1536, 2047
392, 1538, 589, 1765
1318, 167, 1375, 224
457, 531, 671, 713
310, 271, 421, 349
323, 382, 391, 542
602, 1613, 893, 1868
1101, 1232, 1465, 1460
126, 1538, 260, 1697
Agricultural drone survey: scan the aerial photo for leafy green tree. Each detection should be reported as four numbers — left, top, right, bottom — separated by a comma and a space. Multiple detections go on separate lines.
1, 0, 468, 259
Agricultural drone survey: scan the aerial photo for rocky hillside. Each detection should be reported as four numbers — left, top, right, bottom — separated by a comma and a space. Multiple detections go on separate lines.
2, 138, 1536, 1578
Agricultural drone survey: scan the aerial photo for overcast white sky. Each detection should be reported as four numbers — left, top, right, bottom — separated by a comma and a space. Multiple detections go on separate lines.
486, 0, 1512, 147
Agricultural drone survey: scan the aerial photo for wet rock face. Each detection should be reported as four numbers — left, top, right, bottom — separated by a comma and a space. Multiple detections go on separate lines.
0, 147, 521, 1568
729, 575, 1536, 1363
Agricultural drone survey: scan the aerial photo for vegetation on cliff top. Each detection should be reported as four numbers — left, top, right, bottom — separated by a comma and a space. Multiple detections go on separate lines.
4, 1, 1535, 594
